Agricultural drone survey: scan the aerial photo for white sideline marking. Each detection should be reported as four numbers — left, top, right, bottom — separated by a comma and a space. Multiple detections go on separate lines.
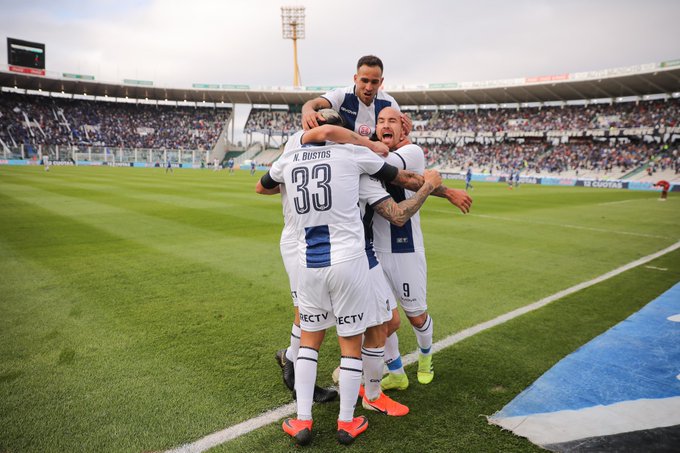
645, 265, 668, 271
165, 403, 295, 453
165, 240, 680, 453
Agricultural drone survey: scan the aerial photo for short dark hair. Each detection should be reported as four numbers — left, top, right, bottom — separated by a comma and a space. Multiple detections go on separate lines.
357, 55, 383, 74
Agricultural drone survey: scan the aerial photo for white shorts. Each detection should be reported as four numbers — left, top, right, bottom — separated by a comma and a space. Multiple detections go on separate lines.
279, 241, 298, 307
366, 263, 396, 328
376, 250, 428, 315
297, 256, 372, 337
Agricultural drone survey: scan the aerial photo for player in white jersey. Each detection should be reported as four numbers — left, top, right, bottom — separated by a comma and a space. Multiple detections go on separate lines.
275, 118, 440, 417
302, 55, 411, 139
257, 123, 440, 445
273, 110, 391, 405
372, 107, 473, 391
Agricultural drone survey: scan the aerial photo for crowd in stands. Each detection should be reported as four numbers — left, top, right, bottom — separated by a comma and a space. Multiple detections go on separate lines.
244, 109, 301, 135
5, 91, 677, 176
424, 141, 680, 175
407, 99, 680, 132
239, 99, 679, 176
0, 92, 230, 151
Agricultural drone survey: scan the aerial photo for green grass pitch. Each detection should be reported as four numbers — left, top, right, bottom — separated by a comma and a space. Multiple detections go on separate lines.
1, 166, 678, 452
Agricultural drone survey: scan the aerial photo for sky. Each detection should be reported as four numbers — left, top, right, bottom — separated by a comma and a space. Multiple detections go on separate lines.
2, 0, 679, 89
1, 0, 679, 142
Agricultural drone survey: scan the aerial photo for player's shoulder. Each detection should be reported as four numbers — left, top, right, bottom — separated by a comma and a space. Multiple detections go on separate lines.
325, 85, 353, 98
396, 143, 424, 156
329, 142, 363, 156
283, 130, 305, 152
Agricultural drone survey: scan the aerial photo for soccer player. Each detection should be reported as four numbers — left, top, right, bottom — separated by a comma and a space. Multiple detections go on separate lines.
272, 115, 439, 417
465, 166, 473, 191
165, 159, 173, 174
227, 158, 235, 175
301, 55, 411, 139
655, 179, 670, 200
250, 160, 256, 176
256, 124, 440, 446
372, 107, 472, 391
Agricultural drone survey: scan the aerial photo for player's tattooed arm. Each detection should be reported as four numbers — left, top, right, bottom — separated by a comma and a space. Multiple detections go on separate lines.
391, 169, 426, 192
431, 185, 473, 214
374, 170, 442, 226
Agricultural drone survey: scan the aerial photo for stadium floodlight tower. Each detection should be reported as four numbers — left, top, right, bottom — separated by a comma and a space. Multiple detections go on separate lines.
281, 5, 305, 87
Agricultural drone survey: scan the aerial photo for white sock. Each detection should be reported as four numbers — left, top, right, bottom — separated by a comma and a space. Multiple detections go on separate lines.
412, 315, 433, 355
361, 346, 384, 401
285, 324, 301, 362
295, 347, 318, 421
338, 356, 362, 422
384, 333, 405, 374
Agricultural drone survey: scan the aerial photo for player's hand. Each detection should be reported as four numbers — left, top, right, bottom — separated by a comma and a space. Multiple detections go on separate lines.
368, 141, 389, 157
423, 169, 442, 189
401, 112, 413, 137
445, 188, 472, 214
302, 111, 323, 130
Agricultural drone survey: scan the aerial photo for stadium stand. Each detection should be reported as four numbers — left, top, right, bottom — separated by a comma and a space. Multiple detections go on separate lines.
237, 99, 679, 179
407, 99, 680, 180
254, 147, 284, 165
0, 90, 231, 164
2, 60, 679, 180
244, 108, 300, 135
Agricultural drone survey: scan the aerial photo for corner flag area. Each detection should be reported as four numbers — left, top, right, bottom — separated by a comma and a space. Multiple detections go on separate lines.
490, 283, 680, 451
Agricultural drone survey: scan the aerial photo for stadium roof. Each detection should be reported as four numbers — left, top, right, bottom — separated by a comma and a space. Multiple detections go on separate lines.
1, 61, 679, 106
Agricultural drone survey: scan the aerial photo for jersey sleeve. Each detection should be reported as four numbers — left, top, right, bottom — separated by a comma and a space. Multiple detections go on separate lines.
321, 88, 345, 111
269, 131, 305, 184
353, 145, 390, 176
359, 174, 390, 207
386, 144, 425, 173
284, 130, 304, 152
268, 158, 285, 184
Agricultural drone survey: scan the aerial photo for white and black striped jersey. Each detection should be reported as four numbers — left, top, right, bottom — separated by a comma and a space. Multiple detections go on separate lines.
371, 144, 426, 254
322, 86, 399, 137
266, 137, 396, 268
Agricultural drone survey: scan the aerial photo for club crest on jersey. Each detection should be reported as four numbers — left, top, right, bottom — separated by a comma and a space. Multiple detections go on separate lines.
358, 124, 371, 136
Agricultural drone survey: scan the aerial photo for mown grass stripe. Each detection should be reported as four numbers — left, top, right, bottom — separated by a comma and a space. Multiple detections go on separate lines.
165, 240, 680, 453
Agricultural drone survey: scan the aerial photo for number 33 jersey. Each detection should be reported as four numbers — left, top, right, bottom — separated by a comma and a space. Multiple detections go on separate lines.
269, 131, 390, 269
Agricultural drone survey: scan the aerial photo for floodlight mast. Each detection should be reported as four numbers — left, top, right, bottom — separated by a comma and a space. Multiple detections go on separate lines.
281, 6, 305, 87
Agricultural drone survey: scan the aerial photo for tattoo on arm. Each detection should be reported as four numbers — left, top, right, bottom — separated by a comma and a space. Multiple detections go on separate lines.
432, 184, 449, 198
391, 170, 424, 191
373, 182, 435, 226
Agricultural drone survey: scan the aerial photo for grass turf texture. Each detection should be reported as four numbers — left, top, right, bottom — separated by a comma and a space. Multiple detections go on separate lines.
0, 166, 678, 452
